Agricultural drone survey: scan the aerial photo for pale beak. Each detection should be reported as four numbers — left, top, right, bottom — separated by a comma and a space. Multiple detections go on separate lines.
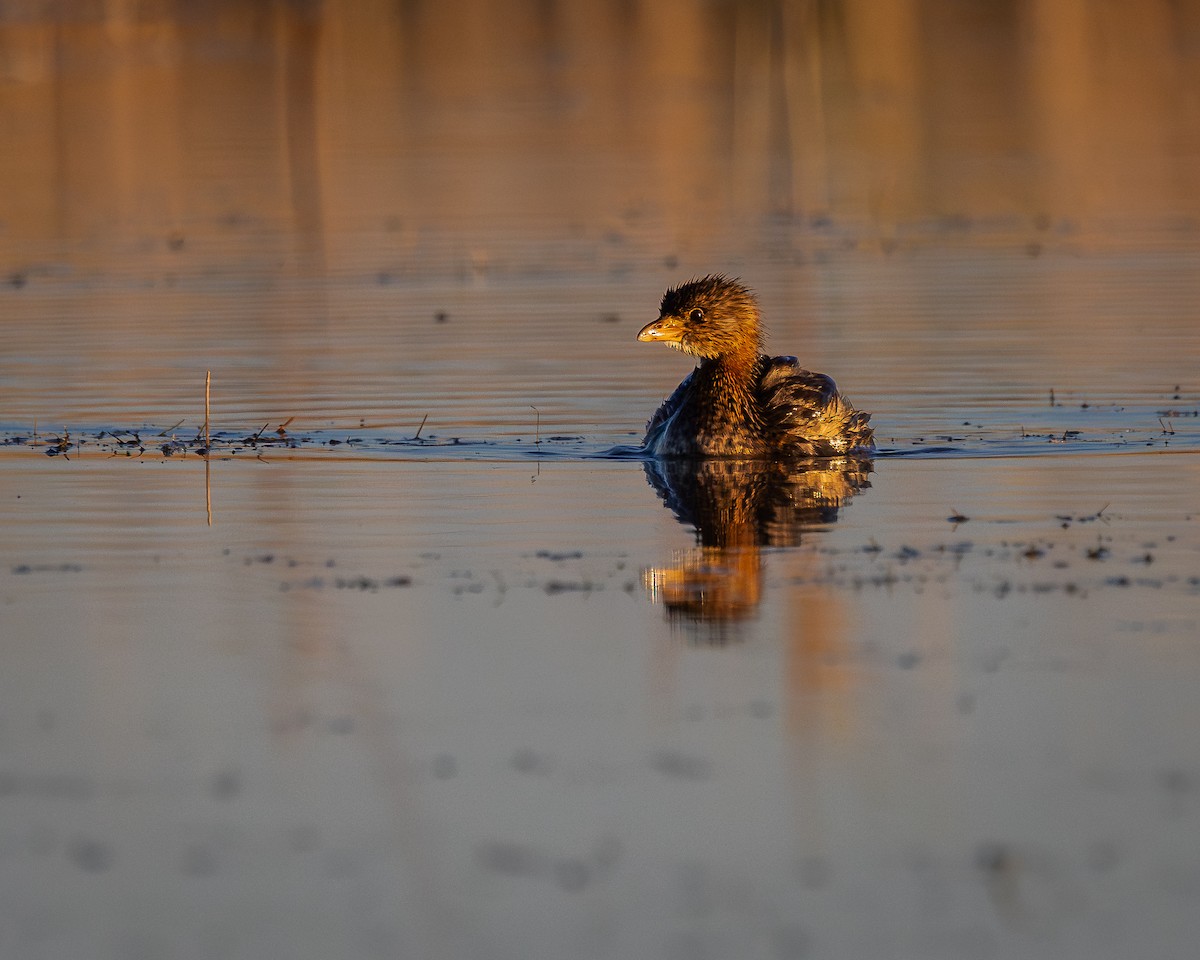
637, 315, 684, 344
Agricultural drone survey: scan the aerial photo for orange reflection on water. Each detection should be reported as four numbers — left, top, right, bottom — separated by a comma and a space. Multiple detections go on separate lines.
3, 0, 1199, 279
641, 457, 871, 636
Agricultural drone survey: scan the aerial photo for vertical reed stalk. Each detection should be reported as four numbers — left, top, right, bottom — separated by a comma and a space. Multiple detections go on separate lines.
205, 370, 211, 451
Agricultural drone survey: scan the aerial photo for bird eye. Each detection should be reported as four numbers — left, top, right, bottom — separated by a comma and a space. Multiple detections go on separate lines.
688, 308, 705, 323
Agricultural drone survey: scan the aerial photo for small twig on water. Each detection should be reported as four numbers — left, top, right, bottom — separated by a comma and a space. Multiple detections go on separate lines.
412, 413, 429, 441
157, 419, 185, 437
205, 370, 211, 451
1159, 417, 1175, 435
531, 405, 541, 445
275, 416, 294, 437
47, 428, 71, 459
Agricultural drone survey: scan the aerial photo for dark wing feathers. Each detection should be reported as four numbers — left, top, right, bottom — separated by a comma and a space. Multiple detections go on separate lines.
756, 356, 874, 455
757, 357, 838, 426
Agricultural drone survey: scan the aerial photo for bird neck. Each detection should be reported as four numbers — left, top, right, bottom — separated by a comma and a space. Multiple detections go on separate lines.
695, 350, 761, 419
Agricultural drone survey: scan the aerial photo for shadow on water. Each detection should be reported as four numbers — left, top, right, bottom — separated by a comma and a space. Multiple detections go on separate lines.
640, 456, 872, 641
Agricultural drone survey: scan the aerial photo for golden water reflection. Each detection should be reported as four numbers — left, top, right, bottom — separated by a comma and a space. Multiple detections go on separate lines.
641, 456, 871, 635
2, 0, 1199, 279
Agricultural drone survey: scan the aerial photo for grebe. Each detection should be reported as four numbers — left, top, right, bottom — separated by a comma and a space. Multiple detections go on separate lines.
637, 275, 873, 458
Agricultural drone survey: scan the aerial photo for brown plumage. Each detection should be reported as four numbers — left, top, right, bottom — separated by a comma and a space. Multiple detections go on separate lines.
637, 275, 874, 458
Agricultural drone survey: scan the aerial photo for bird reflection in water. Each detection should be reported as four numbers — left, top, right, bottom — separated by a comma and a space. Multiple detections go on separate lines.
642, 457, 872, 639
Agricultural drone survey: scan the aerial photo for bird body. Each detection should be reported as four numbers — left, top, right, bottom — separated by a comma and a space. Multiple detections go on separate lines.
637, 276, 873, 459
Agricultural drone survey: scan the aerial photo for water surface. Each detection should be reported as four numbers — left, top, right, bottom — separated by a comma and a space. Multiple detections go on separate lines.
2, 4, 1200, 959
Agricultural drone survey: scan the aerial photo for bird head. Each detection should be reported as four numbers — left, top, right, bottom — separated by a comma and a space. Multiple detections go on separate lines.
637, 275, 762, 360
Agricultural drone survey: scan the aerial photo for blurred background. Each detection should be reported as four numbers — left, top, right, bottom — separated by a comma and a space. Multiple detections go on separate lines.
3, 0, 1199, 284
